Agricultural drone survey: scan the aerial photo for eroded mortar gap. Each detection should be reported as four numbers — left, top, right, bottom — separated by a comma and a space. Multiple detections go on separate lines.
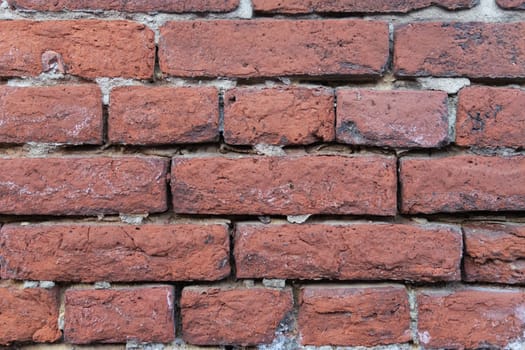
102, 104, 109, 146
228, 222, 237, 281
153, 45, 162, 82
164, 157, 174, 213
174, 285, 183, 339
219, 89, 225, 136
460, 226, 468, 282
396, 155, 403, 215
407, 285, 419, 346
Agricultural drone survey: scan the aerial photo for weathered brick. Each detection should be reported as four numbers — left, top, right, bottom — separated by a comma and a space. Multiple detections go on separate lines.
0, 85, 102, 144
224, 87, 335, 146
0, 287, 61, 345
395, 22, 525, 79
64, 286, 175, 344
0, 157, 168, 215
299, 285, 411, 347
336, 89, 449, 148
109, 86, 219, 145
253, 0, 477, 13
456, 86, 525, 148
400, 155, 525, 214
159, 20, 389, 78
235, 223, 462, 282
181, 286, 293, 346
464, 223, 525, 284
418, 288, 525, 349
0, 224, 229, 282
8, 0, 239, 12
497, 0, 525, 9
171, 155, 397, 216
0, 20, 154, 79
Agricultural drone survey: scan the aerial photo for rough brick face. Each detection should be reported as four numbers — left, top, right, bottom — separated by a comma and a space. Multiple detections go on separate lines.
0, 20, 154, 79
456, 86, 525, 148
395, 22, 525, 79
181, 287, 293, 346
171, 155, 397, 215
464, 224, 525, 284
253, 0, 477, 13
497, 0, 525, 9
298, 285, 411, 347
224, 87, 335, 146
336, 89, 449, 148
109, 86, 219, 145
0, 224, 229, 282
0, 85, 102, 144
159, 20, 389, 78
64, 286, 175, 344
0, 157, 168, 215
0, 287, 61, 345
235, 223, 462, 282
8, 0, 240, 12
417, 289, 525, 349
400, 155, 525, 214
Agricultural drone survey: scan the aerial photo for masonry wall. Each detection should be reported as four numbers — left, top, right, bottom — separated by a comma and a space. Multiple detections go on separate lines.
1, 0, 525, 349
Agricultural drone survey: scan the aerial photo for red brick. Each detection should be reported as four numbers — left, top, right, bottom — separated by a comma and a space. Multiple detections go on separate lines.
457, 86, 525, 148
497, 0, 525, 9
181, 286, 293, 346
224, 87, 335, 146
0, 287, 61, 345
299, 285, 411, 347
400, 155, 525, 214
418, 288, 525, 349
235, 223, 462, 282
464, 223, 525, 284
253, 0, 476, 13
0, 223, 229, 282
8, 0, 239, 12
0, 20, 154, 79
0, 85, 102, 144
0, 157, 168, 215
171, 155, 397, 216
395, 22, 525, 79
109, 86, 219, 145
65, 286, 175, 344
159, 20, 389, 78
336, 89, 449, 148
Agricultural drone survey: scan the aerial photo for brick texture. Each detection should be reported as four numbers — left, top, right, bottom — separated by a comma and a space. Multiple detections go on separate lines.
171, 155, 397, 215
159, 20, 389, 78
224, 87, 335, 146
0, 287, 61, 345
0, 157, 168, 215
235, 223, 462, 282
8, 0, 240, 12
395, 22, 525, 79
336, 89, 449, 148
0, 224, 230, 282
109, 86, 219, 145
253, 0, 477, 13
64, 286, 175, 344
400, 155, 525, 214
181, 287, 293, 346
464, 224, 525, 284
418, 289, 525, 349
497, 0, 525, 9
298, 285, 411, 347
456, 86, 525, 148
0, 20, 154, 79
0, 85, 102, 144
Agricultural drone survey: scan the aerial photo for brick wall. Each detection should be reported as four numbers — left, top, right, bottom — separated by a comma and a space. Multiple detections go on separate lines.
1, 1, 525, 349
